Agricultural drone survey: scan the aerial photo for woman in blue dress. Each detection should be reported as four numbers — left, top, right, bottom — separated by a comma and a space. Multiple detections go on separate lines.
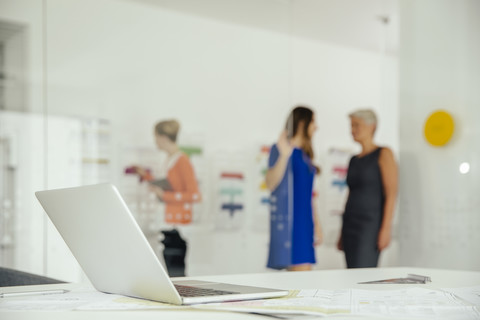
265, 106, 323, 271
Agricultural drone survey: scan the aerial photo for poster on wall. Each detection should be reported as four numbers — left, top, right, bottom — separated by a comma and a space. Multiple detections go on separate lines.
251, 145, 271, 233
321, 147, 352, 246
80, 118, 112, 185
211, 150, 251, 232
214, 171, 246, 231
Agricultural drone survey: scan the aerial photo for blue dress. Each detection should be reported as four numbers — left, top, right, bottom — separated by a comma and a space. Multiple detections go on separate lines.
267, 144, 316, 270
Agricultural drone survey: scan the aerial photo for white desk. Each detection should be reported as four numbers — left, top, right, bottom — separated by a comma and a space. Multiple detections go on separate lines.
1, 267, 479, 319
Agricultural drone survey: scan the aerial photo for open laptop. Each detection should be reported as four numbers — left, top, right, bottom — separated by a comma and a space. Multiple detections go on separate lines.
35, 183, 288, 305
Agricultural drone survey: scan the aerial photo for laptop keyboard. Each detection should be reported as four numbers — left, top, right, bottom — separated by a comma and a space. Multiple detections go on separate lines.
174, 284, 239, 297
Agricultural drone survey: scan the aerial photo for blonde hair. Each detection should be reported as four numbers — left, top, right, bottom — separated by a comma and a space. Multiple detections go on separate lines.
349, 109, 377, 125
154, 119, 180, 142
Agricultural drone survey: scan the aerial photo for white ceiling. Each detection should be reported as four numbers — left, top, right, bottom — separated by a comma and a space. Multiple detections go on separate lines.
290, 0, 398, 54
126, 0, 398, 54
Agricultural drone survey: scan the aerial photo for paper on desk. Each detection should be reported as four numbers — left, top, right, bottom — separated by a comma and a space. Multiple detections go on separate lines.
2, 286, 478, 317
443, 285, 480, 306
194, 290, 350, 316
0, 288, 109, 311
0, 287, 181, 312
196, 287, 480, 319
351, 287, 479, 319
76, 295, 183, 311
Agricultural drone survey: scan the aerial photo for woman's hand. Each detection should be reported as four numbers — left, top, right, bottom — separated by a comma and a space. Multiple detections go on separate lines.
265, 131, 293, 191
336, 236, 343, 251
277, 130, 293, 158
314, 223, 323, 246
377, 226, 391, 251
132, 165, 146, 176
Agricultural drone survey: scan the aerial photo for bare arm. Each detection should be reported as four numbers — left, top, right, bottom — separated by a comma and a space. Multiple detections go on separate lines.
312, 194, 323, 246
336, 190, 348, 251
265, 131, 292, 191
377, 147, 398, 251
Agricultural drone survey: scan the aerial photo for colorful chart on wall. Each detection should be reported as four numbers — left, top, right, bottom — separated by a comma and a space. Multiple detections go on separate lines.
214, 169, 246, 231
424, 110, 455, 146
323, 147, 352, 246
252, 145, 271, 233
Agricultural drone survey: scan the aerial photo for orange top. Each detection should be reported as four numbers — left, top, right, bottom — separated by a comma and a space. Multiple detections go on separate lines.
162, 153, 201, 224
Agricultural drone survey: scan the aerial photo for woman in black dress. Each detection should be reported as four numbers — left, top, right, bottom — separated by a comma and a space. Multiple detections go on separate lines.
337, 109, 398, 268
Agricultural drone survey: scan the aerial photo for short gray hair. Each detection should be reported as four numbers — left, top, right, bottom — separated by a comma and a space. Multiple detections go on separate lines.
349, 109, 377, 125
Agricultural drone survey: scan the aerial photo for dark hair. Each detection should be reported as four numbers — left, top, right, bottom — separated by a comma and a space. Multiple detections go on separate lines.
285, 106, 320, 174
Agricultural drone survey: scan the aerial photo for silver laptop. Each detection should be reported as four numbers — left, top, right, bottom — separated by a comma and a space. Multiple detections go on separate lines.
35, 183, 288, 305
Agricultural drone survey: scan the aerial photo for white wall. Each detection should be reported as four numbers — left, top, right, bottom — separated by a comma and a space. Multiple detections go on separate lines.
399, 0, 480, 271
291, 37, 399, 270
1, 0, 399, 280
44, 0, 291, 151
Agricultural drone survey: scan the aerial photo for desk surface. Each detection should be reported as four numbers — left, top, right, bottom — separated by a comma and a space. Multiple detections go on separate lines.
1, 267, 479, 319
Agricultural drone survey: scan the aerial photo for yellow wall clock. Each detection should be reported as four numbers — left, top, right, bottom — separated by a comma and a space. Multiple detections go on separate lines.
424, 110, 455, 146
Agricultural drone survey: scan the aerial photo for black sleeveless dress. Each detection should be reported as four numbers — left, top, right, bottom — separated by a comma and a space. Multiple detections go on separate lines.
342, 147, 384, 268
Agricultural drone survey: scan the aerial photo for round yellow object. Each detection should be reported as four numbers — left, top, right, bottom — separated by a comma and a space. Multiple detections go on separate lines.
424, 110, 455, 146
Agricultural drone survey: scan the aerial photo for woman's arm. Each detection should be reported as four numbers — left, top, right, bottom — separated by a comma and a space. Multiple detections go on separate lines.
377, 147, 398, 251
312, 195, 323, 246
265, 131, 292, 191
336, 190, 348, 251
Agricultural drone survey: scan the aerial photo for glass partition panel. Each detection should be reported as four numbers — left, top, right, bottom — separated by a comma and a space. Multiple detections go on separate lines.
0, 1, 48, 278
44, 0, 292, 280
1, 0, 407, 282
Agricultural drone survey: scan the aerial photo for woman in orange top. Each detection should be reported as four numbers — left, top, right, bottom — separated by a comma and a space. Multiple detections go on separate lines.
136, 120, 201, 224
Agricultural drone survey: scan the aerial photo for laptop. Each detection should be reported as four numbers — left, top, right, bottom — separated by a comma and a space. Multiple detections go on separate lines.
35, 183, 288, 305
